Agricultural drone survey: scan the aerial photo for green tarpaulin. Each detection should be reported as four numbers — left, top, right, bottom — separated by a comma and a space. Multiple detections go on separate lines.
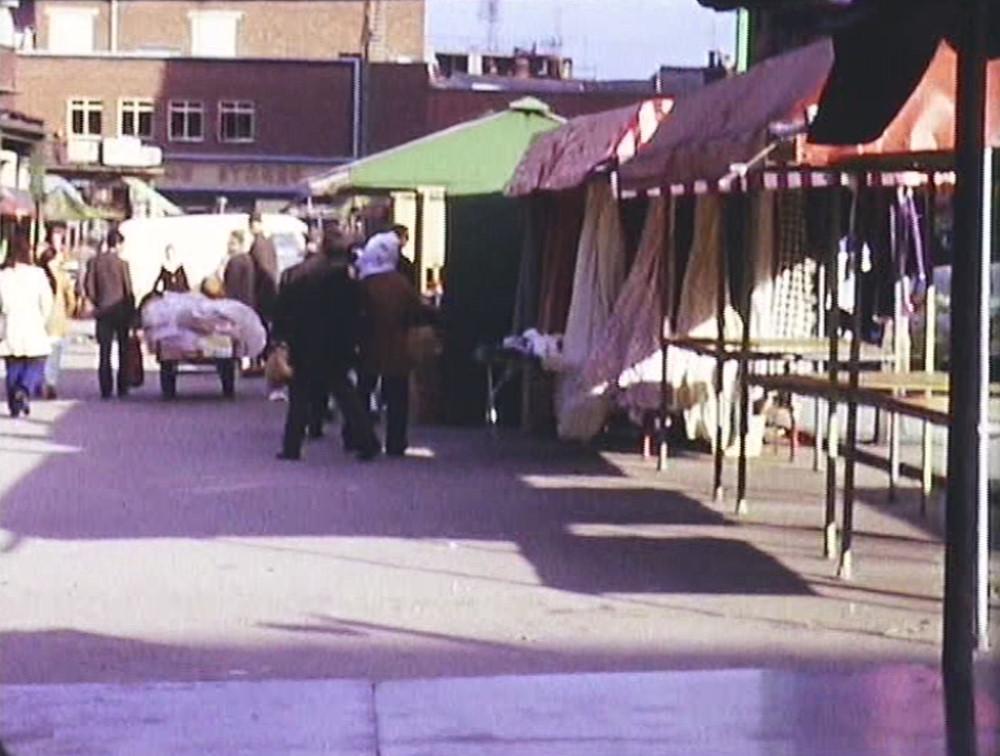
307, 97, 563, 197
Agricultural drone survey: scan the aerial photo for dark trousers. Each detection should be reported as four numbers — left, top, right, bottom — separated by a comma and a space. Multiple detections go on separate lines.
282, 365, 378, 458
5, 357, 45, 414
96, 311, 131, 398
359, 372, 410, 455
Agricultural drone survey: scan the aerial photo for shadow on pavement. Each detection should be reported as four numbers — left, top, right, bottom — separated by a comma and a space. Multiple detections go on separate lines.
0, 370, 812, 600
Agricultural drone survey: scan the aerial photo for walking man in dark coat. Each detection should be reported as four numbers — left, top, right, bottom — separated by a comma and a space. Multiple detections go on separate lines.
248, 212, 278, 324
223, 230, 256, 309
272, 228, 379, 461
84, 230, 135, 399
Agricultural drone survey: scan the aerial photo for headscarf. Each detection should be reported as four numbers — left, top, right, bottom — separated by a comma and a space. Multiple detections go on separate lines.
356, 231, 400, 280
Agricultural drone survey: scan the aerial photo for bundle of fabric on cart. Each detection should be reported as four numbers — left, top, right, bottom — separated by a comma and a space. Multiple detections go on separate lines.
141, 292, 267, 359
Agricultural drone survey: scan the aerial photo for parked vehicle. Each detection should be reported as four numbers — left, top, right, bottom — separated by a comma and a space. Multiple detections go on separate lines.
118, 213, 307, 301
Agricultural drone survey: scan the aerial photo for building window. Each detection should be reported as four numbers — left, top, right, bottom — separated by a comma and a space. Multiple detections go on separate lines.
188, 10, 242, 57
168, 100, 204, 142
119, 99, 154, 139
47, 7, 98, 54
68, 98, 103, 137
218, 101, 254, 143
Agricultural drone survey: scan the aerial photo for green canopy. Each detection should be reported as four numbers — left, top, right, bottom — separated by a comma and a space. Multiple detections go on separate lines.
122, 177, 183, 217
307, 97, 564, 198
42, 176, 107, 221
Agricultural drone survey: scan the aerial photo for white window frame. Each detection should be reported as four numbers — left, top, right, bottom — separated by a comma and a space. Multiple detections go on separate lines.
188, 10, 243, 58
118, 98, 155, 139
67, 97, 103, 137
46, 6, 99, 54
218, 100, 255, 144
168, 100, 205, 143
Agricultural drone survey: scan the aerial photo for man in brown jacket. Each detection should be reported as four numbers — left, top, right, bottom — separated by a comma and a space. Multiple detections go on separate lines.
84, 230, 135, 399
357, 229, 435, 456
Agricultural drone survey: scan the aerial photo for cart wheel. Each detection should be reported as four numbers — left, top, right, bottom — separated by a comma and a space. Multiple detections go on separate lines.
160, 361, 178, 399
219, 360, 236, 398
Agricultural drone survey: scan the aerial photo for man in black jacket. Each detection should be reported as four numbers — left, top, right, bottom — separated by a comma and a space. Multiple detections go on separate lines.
248, 212, 278, 324
84, 230, 135, 399
272, 227, 378, 461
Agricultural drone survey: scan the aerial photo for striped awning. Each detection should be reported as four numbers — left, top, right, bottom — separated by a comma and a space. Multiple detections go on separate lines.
618, 168, 957, 199
0, 186, 35, 218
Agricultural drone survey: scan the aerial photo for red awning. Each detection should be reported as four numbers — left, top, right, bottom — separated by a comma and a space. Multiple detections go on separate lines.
805, 41, 1000, 166
506, 98, 673, 196
0, 187, 35, 218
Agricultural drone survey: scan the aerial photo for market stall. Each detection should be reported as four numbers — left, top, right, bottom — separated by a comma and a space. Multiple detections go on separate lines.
306, 97, 564, 425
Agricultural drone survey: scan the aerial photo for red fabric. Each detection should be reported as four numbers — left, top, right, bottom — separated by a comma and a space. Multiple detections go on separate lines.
806, 42, 1000, 163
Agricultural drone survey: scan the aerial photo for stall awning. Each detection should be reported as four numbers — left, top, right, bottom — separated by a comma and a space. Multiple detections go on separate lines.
122, 177, 183, 217
619, 36, 999, 193
0, 187, 35, 218
505, 98, 673, 196
306, 97, 563, 198
618, 39, 834, 192
42, 175, 109, 222
806, 42, 1000, 166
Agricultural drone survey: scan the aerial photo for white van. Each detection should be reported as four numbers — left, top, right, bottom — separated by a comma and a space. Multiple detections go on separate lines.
118, 213, 307, 301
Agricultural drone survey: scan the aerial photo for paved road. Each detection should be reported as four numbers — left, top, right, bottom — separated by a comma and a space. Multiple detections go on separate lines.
3, 334, 995, 689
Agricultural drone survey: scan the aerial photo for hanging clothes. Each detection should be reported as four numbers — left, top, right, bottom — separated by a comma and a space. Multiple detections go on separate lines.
554, 181, 627, 440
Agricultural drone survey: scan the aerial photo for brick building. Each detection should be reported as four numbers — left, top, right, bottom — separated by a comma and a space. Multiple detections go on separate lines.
0, 3, 44, 218
9, 0, 425, 210
25, 0, 425, 61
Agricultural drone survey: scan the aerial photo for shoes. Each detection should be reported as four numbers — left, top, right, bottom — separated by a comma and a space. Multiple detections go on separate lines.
308, 427, 324, 440
43, 385, 57, 400
276, 451, 301, 461
356, 444, 380, 462
386, 448, 406, 458
268, 389, 288, 402
10, 390, 29, 418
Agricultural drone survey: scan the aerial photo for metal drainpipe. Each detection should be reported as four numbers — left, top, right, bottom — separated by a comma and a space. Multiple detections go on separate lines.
109, 0, 118, 52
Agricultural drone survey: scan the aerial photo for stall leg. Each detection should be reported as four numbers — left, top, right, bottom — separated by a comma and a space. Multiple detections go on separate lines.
219, 359, 236, 399
160, 361, 178, 400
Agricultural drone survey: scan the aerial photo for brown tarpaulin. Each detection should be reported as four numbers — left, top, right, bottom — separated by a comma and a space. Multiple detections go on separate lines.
506, 99, 672, 196
619, 40, 835, 192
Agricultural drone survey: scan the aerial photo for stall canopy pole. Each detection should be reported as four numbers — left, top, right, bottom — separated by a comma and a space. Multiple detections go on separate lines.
944, 0, 989, 751
975, 146, 993, 653
658, 196, 672, 472
921, 178, 937, 516
713, 196, 728, 503
838, 177, 863, 582
736, 188, 753, 516
824, 187, 843, 559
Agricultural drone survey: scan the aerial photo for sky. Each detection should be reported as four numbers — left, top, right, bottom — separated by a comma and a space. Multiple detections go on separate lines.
427, 0, 737, 80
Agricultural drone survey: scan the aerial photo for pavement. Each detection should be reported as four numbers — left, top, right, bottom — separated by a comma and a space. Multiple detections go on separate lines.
0, 332, 998, 753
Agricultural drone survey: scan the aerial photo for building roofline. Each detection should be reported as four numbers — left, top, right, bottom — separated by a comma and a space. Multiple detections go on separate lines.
19, 50, 361, 67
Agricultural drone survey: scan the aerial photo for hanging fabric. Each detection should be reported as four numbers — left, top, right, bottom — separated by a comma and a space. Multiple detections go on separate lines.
749, 191, 777, 339
537, 189, 586, 334
672, 195, 743, 447
580, 196, 678, 419
554, 180, 627, 440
